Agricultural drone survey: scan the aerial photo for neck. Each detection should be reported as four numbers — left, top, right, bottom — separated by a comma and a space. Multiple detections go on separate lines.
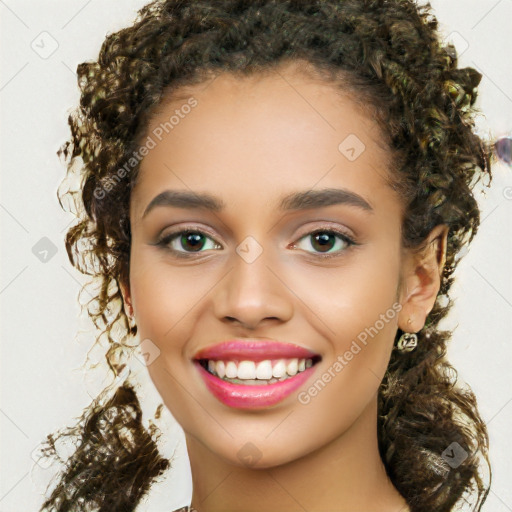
185, 395, 409, 512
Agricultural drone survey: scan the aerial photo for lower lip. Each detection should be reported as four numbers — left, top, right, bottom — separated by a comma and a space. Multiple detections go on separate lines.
194, 361, 317, 409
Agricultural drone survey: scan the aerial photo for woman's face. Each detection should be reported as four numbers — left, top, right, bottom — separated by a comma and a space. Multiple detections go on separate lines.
125, 62, 421, 468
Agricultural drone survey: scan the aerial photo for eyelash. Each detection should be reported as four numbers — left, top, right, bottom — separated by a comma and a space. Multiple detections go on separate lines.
155, 225, 358, 259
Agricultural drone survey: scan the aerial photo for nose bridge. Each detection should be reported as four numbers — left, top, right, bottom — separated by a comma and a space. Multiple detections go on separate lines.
213, 235, 293, 327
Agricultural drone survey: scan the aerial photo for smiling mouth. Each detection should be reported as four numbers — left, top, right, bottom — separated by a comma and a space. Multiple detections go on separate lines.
196, 355, 322, 385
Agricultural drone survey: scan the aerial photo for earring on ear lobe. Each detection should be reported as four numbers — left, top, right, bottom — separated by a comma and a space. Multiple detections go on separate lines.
397, 318, 418, 352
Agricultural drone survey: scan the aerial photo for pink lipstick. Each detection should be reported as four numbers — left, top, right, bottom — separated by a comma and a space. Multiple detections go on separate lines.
193, 339, 321, 409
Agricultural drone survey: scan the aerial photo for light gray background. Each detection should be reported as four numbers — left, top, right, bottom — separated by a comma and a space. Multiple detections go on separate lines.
1, 1, 511, 511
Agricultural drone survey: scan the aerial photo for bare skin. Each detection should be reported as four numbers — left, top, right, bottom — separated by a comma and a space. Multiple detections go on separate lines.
121, 60, 448, 512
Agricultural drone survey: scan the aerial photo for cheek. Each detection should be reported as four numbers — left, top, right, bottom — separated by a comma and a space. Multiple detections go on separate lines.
289, 249, 400, 334
129, 250, 208, 340
287, 248, 401, 382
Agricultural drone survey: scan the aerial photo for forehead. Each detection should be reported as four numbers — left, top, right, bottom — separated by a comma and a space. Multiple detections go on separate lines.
131, 64, 397, 219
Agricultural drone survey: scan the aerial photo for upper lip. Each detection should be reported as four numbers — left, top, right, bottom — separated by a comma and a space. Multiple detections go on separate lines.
193, 339, 321, 362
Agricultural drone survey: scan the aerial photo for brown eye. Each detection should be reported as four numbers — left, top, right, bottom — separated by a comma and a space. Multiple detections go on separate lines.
157, 229, 221, 256
309, 232, 338, 253
293, 229, 355, 257
178, 232, 208, 252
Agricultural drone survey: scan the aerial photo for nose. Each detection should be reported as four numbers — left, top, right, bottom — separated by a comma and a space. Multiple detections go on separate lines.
212, 247, 294, 330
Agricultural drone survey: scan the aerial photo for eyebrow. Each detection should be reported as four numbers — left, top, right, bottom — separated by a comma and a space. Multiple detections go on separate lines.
142, 187, 374, 218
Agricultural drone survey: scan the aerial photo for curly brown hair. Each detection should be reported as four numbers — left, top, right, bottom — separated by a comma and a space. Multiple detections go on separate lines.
38, 1, 495, 511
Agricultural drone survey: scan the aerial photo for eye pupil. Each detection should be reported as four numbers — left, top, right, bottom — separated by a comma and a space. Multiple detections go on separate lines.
311, 232, 336, 253
181, 232, 205, 252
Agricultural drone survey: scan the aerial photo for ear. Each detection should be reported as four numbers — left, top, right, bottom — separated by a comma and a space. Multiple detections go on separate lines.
397, 224, 449, 333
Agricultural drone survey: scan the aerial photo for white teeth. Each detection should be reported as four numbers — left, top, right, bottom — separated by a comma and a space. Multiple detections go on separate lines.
225, 361, 238, 379
216, 360, 226, 378
272, 360, 287, 378
287, 359, 298, 376
208, 357, 315, 381
255, 360, 273, 379
237, 361, 256, 379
